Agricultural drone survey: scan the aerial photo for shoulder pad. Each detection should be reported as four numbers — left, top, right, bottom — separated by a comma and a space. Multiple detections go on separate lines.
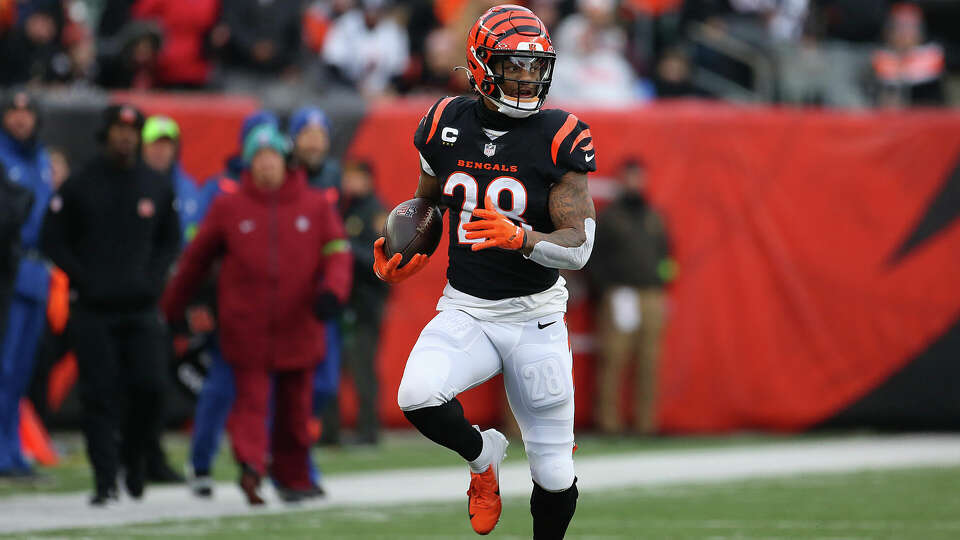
414, 96, 464, 151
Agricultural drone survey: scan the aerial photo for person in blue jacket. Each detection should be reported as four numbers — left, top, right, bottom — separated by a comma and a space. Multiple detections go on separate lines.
0, 91, 53, 478
141, 115, 235, 485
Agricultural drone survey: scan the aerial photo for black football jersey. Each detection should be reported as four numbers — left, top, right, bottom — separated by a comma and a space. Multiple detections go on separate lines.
414, 96, 596, 300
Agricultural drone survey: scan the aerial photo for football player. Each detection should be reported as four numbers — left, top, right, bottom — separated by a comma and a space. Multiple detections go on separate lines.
372, 5, 596, 538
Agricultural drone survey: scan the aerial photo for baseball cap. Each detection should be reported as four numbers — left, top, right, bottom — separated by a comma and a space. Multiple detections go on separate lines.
142, 115, 181, 144
243, 124, 291, 164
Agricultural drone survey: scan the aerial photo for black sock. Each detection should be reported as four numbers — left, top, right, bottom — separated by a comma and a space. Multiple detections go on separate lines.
531, 478, 578, 540
403, 399, 483, 462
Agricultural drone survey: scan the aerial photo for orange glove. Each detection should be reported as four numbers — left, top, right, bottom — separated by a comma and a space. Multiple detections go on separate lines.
373, 237, 429, 283
463, 196, 526, 251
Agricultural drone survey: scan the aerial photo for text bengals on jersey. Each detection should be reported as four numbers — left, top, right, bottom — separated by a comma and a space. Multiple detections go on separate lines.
456, 159, 519, 173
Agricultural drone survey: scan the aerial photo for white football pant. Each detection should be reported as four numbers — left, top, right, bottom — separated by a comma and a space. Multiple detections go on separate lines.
397, 309, 576, 491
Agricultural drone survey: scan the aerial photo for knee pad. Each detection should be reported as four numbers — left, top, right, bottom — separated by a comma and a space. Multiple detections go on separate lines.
397, 380, 441, 411
526, 442, 576, 492
397, 349, 451, 411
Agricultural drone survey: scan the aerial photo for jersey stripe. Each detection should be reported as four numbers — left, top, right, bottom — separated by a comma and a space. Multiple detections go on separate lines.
570, 128, 592, 153
425, 97, 456, 145
551, 114, 579, 165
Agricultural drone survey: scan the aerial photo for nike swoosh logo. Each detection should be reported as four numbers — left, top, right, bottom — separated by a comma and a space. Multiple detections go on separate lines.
585, 153, 595, 162
538, 321, 556, 329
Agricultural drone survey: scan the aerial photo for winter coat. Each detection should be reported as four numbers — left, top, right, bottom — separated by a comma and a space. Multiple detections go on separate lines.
587, 193, 670, 290
0, 130, 53, 303
161, 167, 352, 371
41, 156, 181, 312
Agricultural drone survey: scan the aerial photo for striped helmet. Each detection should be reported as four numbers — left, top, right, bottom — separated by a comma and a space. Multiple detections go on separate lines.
465, 5, 556, 117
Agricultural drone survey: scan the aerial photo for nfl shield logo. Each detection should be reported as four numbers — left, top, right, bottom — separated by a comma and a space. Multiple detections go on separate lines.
484, 143, 496, 157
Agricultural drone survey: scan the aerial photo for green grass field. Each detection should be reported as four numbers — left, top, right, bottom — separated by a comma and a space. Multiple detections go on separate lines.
9, 466, 960, 539
3, 433, 958, 539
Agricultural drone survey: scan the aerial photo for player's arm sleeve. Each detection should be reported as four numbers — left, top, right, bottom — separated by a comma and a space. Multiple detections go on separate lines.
160, 199, 225, 323
318, 200, 353, 305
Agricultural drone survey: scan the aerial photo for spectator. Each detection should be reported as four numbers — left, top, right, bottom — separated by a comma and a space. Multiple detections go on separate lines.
184, 110, 274, 499
161, 124, 352, 505
554, 0, 628, 59
586, 159, 672, 436
404, 26, 471, 95
97, 0, 136, 41
216, 0, 303, 81
623, 0, 683, 76
42, 104, 181, 505
288, 106, 344, 451
0, 166, 34, 396
654, 45, 703, 97
289, 106, 341, 197
303, 0, 355, 55
0, 91, 53, 479
138, 115, 206, 485
0, 0, 66, 85
97, 20, 163, 89
323, 0, 410, 98
209, 110, 280, 184
871, 3, 945, 107
142, 116, 202, 237
130, 0, 221, 89
321, 159, 388, 446
550, 0, 648, 104
25, 147, 68, 426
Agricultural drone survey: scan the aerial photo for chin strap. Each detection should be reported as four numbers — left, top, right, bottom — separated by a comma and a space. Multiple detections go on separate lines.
481, 95, 540, 119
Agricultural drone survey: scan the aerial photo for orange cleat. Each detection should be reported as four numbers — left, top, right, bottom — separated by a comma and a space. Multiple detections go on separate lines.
467, 428, 508, 535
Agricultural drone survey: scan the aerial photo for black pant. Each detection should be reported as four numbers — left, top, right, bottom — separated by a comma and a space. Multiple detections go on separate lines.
69, 306, 167, 492
321, 300, 384, 442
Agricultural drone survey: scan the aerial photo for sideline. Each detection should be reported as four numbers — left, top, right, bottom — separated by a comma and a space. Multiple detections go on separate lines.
1, 434, 959, 534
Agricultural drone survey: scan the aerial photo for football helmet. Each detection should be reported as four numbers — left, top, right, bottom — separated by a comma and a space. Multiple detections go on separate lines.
465, 5, 556, 118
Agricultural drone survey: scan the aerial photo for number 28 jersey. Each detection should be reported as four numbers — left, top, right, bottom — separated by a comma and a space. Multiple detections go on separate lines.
414, 96, 596, 300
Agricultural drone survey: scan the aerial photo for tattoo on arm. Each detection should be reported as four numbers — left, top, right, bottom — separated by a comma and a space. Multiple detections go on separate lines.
414, 168, 442, 204
521, 171, 596, 256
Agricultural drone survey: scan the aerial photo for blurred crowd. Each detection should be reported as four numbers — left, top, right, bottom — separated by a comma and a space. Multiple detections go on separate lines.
0, 0, 957, 107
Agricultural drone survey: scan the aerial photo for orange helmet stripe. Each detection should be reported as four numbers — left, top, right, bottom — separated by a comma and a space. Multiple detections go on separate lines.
551, 114, 579, 165
425, 97, 456, 144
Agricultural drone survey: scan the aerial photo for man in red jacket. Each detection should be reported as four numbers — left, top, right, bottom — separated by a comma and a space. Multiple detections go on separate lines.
161, 124, 352, 505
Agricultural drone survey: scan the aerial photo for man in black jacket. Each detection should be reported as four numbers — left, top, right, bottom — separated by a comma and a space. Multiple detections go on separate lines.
42, 104, 181, 505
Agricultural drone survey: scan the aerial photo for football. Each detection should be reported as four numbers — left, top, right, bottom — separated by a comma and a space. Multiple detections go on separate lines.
383, 198, 443, 267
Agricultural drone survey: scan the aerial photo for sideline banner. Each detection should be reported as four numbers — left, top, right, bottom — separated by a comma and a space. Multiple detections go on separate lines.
347, 100, 960, 432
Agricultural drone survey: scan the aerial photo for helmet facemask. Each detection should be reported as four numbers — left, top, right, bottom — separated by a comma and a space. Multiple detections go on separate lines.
472, 48, 555, 118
